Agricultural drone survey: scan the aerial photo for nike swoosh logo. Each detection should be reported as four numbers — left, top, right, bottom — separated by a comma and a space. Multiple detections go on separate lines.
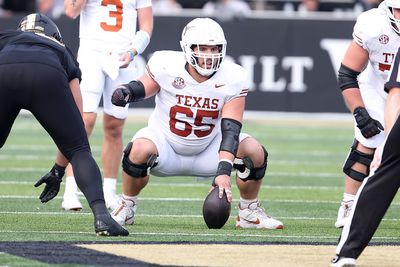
215, 84, 225, 88
242, 218, 260, 224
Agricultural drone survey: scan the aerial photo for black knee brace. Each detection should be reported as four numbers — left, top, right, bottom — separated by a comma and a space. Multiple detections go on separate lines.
233, 146, 268, 181
343, 139, 373, 182
122, 142, 158, 178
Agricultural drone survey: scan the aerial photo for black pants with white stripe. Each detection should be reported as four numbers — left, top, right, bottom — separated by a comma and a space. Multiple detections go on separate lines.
336, 115, 400, 259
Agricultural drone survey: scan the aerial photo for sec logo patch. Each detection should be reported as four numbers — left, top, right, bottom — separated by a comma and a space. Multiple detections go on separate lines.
379, 34, 389, 44
172, 77, 186, 89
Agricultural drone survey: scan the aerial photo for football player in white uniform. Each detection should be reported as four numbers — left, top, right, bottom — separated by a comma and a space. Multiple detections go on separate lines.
110, 18, 284, 229
331, 45, 400, 267
62, 0, 153, 210
334, 0, 400, 229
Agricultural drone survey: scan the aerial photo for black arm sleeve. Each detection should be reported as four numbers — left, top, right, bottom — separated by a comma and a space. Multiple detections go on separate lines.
219, 118, 242, 156
338, 63, 361, 91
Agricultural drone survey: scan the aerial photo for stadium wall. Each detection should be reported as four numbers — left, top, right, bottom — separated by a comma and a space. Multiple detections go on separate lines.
0, 13, 356, 113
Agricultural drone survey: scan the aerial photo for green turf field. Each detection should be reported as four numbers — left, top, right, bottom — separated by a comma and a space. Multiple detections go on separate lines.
1, 113, 399, 257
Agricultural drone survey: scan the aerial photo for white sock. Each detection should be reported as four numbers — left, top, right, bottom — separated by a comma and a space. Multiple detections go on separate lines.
122, 194, 138, 206
103, 177, 117, 195
64, 176, 78, 195
343, 193, 355, 205
239, 197, 258, 209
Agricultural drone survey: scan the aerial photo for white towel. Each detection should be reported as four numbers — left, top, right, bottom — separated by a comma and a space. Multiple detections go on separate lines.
101, 52, 125, 80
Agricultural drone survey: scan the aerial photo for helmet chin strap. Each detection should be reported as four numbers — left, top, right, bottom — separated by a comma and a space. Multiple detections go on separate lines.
195, 65, 214, 77
199, 70, 214, 77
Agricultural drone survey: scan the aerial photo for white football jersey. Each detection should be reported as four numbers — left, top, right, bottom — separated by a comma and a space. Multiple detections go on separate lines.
146, 51, 249, 155
354, 2, 400, 99
79, 0, 151, 52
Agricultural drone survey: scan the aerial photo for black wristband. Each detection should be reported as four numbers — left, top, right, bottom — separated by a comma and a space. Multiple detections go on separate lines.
212, 160, 233, 186
216, 160, 233, 176
52, 163, 66, 179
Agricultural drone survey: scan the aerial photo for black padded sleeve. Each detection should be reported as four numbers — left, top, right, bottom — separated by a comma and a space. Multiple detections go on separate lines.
219, 118, 242, 155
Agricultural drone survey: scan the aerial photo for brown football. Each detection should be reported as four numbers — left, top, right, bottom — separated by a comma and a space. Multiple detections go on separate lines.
202, 187, 231, 229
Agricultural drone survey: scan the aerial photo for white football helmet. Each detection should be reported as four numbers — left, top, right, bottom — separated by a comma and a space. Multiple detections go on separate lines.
384, 0, 400, 34
180, 18, 227, 77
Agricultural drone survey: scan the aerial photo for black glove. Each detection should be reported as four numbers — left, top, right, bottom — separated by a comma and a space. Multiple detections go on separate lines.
353, 107, 384, 138
34, 164, 65, 203
111, 86, 132, 107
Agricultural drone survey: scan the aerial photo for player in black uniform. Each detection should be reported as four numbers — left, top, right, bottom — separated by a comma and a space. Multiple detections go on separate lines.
0, 13, 128, 236
331, 45, 400, 266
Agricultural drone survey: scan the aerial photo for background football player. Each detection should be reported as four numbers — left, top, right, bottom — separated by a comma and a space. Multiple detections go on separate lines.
334, 0, 400, 228
62, 0, 153, 211
331, 45, 400, 267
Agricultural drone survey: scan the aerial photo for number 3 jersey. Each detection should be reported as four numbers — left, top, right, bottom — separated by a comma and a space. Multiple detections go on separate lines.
79, 0, 151, 52
146, 51, 250, 155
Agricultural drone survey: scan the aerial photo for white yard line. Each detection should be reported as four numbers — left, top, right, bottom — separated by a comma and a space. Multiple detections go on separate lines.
1, 210, 400, 222
0, 229, 398, 242
0, 196, 399, 206
0, 181, 343, 189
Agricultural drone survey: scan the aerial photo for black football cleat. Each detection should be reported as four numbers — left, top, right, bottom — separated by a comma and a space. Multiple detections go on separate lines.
94, 213, 129, 236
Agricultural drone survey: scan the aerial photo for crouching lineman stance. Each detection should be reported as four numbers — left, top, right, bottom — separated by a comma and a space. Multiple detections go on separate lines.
0, 13, 128, 236
110, 18, 283, 229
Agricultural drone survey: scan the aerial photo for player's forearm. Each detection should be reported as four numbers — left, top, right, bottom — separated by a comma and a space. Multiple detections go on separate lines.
64, 0, 86, 19
130, 7, 153, 56
137, 7, 153, 37
385, 88, 400, 135
218, 151, 235, 163
55, 151, 69, 168
342, 88, 365, 113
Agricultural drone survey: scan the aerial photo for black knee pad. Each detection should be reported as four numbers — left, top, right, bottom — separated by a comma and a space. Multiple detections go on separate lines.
233, 146, 268, 181
343, 139, 373, 182
122, 142, 158, 178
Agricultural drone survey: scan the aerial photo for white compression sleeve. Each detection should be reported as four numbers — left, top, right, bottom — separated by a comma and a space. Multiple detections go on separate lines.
132, 30, 150, 55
